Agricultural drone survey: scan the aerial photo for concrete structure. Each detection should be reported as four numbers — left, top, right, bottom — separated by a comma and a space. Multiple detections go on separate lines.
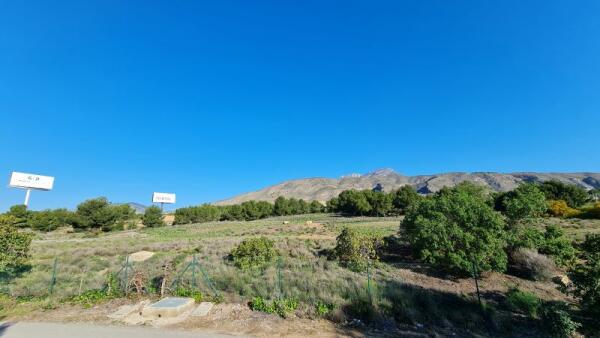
142, 297, 195, 320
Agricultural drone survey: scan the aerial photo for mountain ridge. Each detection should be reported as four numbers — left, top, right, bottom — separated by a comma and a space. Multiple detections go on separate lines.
214, 169, 600, 205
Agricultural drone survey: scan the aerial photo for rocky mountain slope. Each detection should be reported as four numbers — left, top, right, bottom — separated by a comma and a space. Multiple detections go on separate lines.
214, 169, 600, 205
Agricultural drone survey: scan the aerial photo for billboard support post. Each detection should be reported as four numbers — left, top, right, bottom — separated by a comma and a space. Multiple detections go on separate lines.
160, 202, 164, 212
24, 188, 32, 208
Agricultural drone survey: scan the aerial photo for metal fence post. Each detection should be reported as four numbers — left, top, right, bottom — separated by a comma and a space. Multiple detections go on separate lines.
48, 257, 58, 295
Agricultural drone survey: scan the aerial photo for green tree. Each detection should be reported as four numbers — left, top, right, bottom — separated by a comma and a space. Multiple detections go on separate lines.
74, 197, 118, 231
28, 208, 73, 232
365, 190, 393, 216
402, 182, 508, 275
309, 200, 324, 213
230, 237, 278, 270
142, 206, 165, 227
538, 180, 589, 208
273, 197, 292, 216
6, 205, 30, 227
391, 186, 421, 215
538, 225, 575, 267
0, 219, 32, 272
337, 190, 372, 216
589, 188, 600, 202
502, 184, 547, 222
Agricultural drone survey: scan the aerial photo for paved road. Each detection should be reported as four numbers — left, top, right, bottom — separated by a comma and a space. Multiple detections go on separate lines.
0, 322, 245, 338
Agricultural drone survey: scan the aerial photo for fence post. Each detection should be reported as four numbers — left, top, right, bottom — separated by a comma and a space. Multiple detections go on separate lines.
367, 261, 371, 302
48, 257, 58, 295
276, 256, 283, 299
191, 255, 197, 289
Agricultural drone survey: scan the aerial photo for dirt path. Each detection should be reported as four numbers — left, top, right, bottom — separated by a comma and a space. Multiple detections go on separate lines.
0, 321, 245, 338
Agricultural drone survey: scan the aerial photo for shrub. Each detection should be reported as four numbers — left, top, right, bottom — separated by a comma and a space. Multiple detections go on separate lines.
5, 205, 30, 227
142, 206, 165, 228
230, 237, 278, 270
402, 182, 508, 275
391, 186, 422, 215
0, 222, 32, 272
509, 248, 555, 281
249, 296, 298, 318
538, 225, 575, 267
333, 227, 380, 272
547, 200, 580, 218
539, 301, 580, 338
504, 287, 540, 317
174, 287, 203, 303
508, 226, 544, 250
315, 300, 335, 316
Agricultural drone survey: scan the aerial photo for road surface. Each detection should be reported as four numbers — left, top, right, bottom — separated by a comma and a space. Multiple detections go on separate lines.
0, 322, 247, 338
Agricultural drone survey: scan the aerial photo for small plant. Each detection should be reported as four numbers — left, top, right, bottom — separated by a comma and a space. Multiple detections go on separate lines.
174, 287, 203, 303
539, 301, 580, 337
504, 287, 540, 317
70, 289, 112, 308
249, 296, 298, 318
315, 300, 335, 316
230, 237, 278, 270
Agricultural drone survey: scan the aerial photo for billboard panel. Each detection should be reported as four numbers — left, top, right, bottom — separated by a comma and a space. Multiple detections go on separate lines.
152, 192, 176, 204
9, 172, 54, 190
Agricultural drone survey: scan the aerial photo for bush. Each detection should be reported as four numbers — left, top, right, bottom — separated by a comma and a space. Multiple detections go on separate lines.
539, 301, 580, 338
509, 248, 555, 281
333, 227, 380, 272
504, 287, 540, 317
174, 287, 203, 303
314, 300, 335, 316
0, 222, 32, 272
508, 226, 544, 250
538, 225, 575, 267
547, 200, 580, 218
249, 296, 298, 318
391, 186, 422, 215
142, 206, 165, 228
230, 237, 278, 270
5, 205, 30, 227
402, 182, 508, 275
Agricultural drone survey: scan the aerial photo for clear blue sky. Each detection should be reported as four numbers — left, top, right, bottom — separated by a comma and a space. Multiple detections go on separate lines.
1, 1, 599, 211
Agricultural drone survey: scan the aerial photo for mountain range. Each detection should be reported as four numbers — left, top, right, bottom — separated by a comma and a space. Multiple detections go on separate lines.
214, 169, 600, 205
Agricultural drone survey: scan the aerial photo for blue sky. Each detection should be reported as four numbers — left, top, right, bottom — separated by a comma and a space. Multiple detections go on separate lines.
1, 1, 599, 211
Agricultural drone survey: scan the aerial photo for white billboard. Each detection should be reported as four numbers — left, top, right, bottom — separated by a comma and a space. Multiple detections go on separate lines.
9, 172, 55, 191
152, 192, 176, 204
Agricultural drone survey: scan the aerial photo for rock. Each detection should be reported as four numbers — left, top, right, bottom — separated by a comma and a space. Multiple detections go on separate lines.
283, 221, 290, 224
128, 251, 155, 262
191, 302, 214, 317
305, 221, 313, 225
553, 275, 571, 287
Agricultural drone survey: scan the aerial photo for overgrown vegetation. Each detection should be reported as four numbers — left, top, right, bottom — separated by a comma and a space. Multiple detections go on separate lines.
504, 287, 540, 317
0, 216, 32, 272
142, 206, 165, 228
249, 296, 298, 318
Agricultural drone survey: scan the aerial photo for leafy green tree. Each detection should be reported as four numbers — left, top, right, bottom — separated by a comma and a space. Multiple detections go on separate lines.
74, 197, 118, 231
6, 205, 30, 227
538, 225, 575, 267
142, 206, 165, 227
221, 204, 245, 221
28, 208, 73, 232
502, 184, 547, 222
365, 190, 393, 216
589, 188, 600, 202
309, 200, 324, 213
402, 182, 508, 275
326, 197, 339, 213
273, 196, 292, 216
391, 186, 421, 215
337, 190, 372, 216
538, 180, 589, 208
0, 219, 32, 272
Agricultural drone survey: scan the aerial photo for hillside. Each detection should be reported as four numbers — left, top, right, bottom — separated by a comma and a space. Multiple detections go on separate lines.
215, 169, 600, 205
